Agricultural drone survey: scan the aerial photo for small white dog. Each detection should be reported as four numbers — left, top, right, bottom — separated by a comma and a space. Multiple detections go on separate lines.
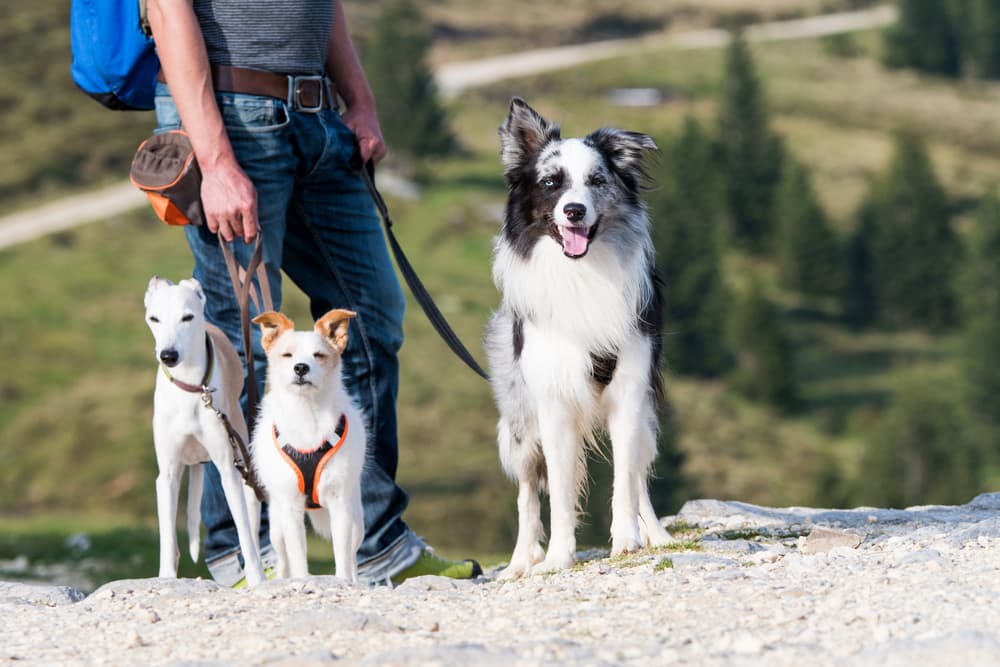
250, 309, 365, 581
144, 277, 265, 585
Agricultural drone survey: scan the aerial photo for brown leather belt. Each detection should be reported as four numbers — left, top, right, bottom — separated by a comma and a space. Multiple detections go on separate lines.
157, 64, 337, 112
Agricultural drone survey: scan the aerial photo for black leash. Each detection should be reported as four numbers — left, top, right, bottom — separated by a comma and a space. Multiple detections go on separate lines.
351, 150, 490, 381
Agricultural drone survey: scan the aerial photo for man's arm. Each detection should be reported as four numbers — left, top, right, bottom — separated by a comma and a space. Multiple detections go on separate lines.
326, 0, 387, 164
147, 0, 258, 242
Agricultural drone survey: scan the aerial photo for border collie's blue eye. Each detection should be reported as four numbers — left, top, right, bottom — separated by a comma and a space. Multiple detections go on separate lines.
542, 177, 555, 188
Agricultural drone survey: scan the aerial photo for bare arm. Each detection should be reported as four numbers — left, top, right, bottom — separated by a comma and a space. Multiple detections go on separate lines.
146, 0, 258, 242
326, 0, 387, 164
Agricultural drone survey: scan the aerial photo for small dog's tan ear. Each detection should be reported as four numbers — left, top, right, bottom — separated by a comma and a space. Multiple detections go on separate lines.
315, 309, 357, 354
253, 311, 294, 351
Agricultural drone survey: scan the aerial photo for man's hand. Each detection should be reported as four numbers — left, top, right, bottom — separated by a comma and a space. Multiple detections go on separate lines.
342, 104, 387, 165
200, 159, 259, 243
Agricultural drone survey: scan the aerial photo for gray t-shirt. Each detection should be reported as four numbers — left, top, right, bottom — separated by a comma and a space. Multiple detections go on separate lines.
193, 0, 333, 74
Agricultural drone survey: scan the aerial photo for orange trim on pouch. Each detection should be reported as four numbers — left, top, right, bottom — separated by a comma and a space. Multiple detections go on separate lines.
145, 192, 191, 226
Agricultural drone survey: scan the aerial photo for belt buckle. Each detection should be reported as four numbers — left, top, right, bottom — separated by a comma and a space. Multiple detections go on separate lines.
288, 74, 325, 113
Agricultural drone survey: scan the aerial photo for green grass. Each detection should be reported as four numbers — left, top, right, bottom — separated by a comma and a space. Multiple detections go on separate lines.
655, 557, 674, 571
0, 514, 206, 592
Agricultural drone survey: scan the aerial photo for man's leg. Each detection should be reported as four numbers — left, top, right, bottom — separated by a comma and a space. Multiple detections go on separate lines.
280, 111, 412, 566
281, 110, 479, 583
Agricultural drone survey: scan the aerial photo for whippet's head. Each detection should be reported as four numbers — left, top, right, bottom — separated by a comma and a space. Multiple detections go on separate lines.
144, 277, 208, 369
253, 309, 356, 396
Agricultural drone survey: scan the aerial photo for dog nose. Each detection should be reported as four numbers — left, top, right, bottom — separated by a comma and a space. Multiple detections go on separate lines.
563, 203, 587, 223
294, 363, 310, 377
159, 349, 179, 367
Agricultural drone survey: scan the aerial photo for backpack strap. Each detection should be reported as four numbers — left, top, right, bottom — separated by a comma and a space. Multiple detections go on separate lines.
138, 0, 152, 37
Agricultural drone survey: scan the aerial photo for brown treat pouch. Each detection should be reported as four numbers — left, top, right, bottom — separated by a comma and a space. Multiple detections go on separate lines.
129, 130, 204, 226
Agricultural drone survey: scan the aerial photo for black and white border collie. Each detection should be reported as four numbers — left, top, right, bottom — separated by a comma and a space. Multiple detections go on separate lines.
486, 98, 671, 578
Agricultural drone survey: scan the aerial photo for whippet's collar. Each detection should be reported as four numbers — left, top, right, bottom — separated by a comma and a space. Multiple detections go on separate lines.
272, 415, 349, 509
160, 334, 215, 393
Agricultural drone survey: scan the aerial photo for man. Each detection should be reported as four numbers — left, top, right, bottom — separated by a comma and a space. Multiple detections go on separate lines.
146, 0, 480, 585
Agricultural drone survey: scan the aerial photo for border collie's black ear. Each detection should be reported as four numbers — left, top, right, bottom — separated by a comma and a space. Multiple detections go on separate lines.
586, 128, 658, 190
499, 97, 561, 178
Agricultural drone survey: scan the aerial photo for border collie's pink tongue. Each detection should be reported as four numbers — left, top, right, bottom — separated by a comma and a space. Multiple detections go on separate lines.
561, 226, 590, 257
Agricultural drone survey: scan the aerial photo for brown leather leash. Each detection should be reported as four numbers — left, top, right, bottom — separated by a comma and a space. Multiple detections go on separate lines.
217, 236, 272, 502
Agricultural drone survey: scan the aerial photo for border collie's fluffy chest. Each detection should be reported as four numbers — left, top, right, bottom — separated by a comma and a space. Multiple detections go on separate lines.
493, 233, 650, 356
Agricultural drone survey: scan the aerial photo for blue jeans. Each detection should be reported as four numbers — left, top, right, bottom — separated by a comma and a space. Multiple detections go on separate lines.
154, 82, 424, 577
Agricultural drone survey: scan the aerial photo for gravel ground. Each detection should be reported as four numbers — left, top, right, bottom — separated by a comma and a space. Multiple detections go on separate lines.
4, 493, 1000, 666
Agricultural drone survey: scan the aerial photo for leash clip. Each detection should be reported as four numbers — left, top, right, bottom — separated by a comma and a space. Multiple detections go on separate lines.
199, 385, 216, 408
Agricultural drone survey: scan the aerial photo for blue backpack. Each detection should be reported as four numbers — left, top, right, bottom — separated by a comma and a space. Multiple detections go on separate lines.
70, 0, 160, 111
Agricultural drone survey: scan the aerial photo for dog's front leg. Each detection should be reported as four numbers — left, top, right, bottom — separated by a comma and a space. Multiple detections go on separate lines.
269, 509, 289, 579
273, 501, 309, 578
501, 474, 546, 579
329, 487, 361, 582
217, 464, 265, 586
608, 418, 644, 556
531, 410, 581, 574
638, 482, 670, 548
243, 485, 262, 558
605, 390, 657, 556
186, 464, 203, 564
155, 458, 183, 578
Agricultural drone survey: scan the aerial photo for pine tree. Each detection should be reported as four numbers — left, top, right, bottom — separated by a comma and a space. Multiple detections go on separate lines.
363, 0, 456, 159
883, 0, 962, 77
717, 29, 784, 252
842, 215, 878, 329
729, 281, 799, 412
959, 191, 1000, 428
965, 0, 1000, 79
863, 130, 959, 331
775, 159, 842, 297
650, 117, 732, 377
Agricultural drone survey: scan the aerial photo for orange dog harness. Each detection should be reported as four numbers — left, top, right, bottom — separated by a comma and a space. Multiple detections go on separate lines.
272, 415, 348, 509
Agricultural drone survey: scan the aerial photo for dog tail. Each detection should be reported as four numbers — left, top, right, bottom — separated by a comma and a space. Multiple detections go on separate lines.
187, 464, 203, 563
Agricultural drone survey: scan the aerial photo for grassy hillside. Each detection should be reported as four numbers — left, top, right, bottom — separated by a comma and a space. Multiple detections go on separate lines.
3, 1, 999, 586
0, 0, 868, 211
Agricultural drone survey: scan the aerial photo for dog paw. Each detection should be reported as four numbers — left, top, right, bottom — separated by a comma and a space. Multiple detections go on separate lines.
498, 543, 545, 580
529, 552, 575, 576
640, 518, 671, 548
498, 560, 531, 580
610, 534, 643, 557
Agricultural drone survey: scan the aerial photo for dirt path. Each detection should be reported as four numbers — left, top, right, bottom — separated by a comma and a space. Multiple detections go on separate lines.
435, 5, 895, 96
4, 492, 999, 665
0, 5, 895, 252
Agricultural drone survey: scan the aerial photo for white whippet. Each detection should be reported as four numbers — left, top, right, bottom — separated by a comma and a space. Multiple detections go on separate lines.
144, 276, 264, 586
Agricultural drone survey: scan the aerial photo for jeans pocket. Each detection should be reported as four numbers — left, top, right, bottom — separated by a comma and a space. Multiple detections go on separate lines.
217, 92, 290, 134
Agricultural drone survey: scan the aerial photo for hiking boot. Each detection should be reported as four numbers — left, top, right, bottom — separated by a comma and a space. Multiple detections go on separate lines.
207, 544, 277, 589
390, 548, 483, 585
